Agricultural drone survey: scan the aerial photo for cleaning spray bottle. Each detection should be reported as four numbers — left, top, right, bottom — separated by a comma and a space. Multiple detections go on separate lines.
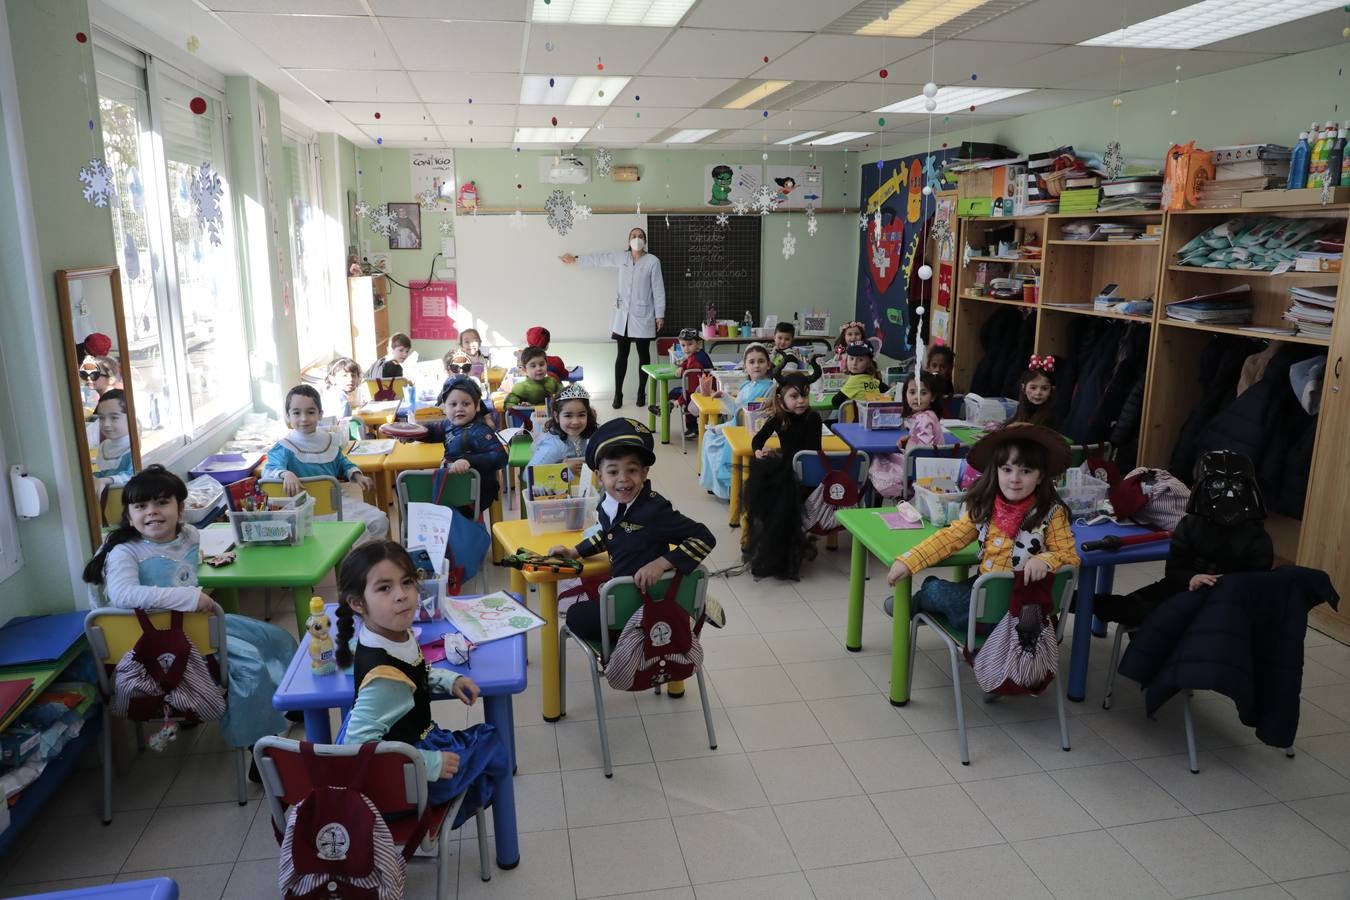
1289, 131, 1311, 189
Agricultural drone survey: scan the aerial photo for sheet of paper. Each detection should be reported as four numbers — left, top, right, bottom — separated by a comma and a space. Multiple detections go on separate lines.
199, 528, 236, 558
406, 502, 454, 563
444, 592, 547, 644
348, 439, 396, 456
880, 510, 924, 529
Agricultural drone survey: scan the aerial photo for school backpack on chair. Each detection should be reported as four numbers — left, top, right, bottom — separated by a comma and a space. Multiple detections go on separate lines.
111, 609, 227, 727
371, 377, 398, 403
605, 574, 706, 691
801, 449, 862, 536
972, 574, 1059, 695
277, 743, 409, 900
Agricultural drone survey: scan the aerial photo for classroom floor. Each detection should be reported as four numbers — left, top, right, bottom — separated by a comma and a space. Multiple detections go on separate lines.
5, 409, 1350, 898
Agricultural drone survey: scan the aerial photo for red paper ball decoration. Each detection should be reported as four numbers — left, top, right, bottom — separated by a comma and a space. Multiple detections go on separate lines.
879, 68, 888, 79
596, 61, 604, 70
762, 55, 769, 63
75, 32, 87, 43
551, 116, 558, 126
189, 96, 207, 115
374, 111, 382, 119
969, 105, 976, 111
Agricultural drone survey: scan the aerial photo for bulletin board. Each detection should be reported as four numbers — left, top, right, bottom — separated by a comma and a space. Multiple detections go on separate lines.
409, 280, 459, 340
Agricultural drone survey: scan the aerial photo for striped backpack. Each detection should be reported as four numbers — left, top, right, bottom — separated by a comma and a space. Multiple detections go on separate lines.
110, 609, 227, 727
604, 574, 705, 692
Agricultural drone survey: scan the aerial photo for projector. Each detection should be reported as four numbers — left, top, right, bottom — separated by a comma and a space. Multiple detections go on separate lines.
547, 155, 591, 184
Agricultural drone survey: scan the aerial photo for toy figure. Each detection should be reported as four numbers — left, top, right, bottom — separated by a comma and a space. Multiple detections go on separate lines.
710, 165, 734, 206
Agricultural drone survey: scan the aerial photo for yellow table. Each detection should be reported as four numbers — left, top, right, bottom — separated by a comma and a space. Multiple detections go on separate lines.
722, 425, 848, 528
344, 443, 395, 516
491, 519, 612, 722
688, 394, 728, 473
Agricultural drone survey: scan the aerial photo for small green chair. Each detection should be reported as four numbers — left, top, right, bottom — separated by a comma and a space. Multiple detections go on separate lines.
909, 567, 1077, 765
506, 432, 534, 516
559, 568, 717, 777
396, 469, 489, 594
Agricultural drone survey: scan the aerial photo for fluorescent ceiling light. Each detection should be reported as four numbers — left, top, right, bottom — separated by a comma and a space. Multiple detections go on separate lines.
723, 81, 793, 110
514, 126, 589, 143
877, 86, 1029, 114
519, 75, 630, 106
856, 0, 989, 37
808, 131, 873, 145
665, 128, 718, 143
776, 130, 825, 145
1080, 0, 1342, 48
532, 0, 696, 27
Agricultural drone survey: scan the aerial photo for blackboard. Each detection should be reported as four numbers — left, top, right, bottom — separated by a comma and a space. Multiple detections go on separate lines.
647, 215, 761, 334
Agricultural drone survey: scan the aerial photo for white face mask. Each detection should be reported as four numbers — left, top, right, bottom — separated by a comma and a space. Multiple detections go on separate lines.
629, 238, 645, 252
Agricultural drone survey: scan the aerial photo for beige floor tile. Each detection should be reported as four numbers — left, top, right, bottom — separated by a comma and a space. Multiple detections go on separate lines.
1204, 804, 1350, 881
563, 763, 669, 828
642, 708, 737, 760
1214, 744, 1350, 802
1283, 872, 1350, 899
1001, 716, 1124, 769
462, 827, 575, 900
692, 872, 814, 900
1014, 829, 1169, 899
1050, 762, 1191, 827
709, 664, 802, 708
512, 723, 561, 774
895, 686, 996, 734
912, 844, 1053, 900
963, 773, 1099, 840
920, 725, 1042, 781
556, 714, 653, 770
783, 657, 879, 701
123, 801, 255, 870
872, 783, 1002, 856
806, 693, 913, 742
115, 864, 233, 898
748, 744, 863, 804
674, 806, 798, 885
1110, 817, 1272, 897
699, 634, 779, 671
804, 857, 937, 899
1288, 793, 1350, 851
836, 734, 953, 794
1133, 752, 1278, 815
221, 859, 284, 900
160, 750, 260, 807
773, 795, 903, 870
0, 807, 151, 886
571, 818, 690, 898
725, 701, 829, 752
658, 754, 769, 817
740, 601, 828, 634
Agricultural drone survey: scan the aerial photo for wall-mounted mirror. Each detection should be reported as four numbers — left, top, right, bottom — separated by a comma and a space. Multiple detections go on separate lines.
55, 266, 141, 547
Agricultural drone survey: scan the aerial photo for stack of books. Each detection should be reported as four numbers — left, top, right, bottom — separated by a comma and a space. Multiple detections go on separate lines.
1061, 221, 1146, 241
1295, 238, 1343, 273
1059, 187, 1101, 213
1284, 286, 1337, 340
1099, 176, 1163, 210
1139, 223, 1164, 243
1213, 144, 1290, 184
1166, 285, 1253, 325
1197, 176, 1274, 209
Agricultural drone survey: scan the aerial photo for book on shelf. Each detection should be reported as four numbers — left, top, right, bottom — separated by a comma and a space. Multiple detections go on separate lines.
1294, 251, 1342, 273
1215, 160, 1289, 181
1289, 286, 1337, 308
1165, 284, 1253, 324
1061, 221, 1145, 241
1101, 176, 1164, 197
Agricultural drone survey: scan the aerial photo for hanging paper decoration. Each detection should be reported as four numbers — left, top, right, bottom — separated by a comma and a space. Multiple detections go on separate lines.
635, 199, 642, 214
1103, 141, 1124, 180
186, 35, 199, 53
913, 305, 927, 371
439, 218, 452, 236
752, 184, 777, 216
732, 197, 751, 216
510, 209, 526, 230
368, 203, 396, 238
715, 212, 730, 227
354, 199, 372, 219
545, 188, 574, 235
782, 228, 796, 260
806, 209, 818, 237
189, 162, 225, 246
78, 158, 116, 208
858, 212, 869, 231
456, 181, 479, 212
571, 199, 593, 221
417, 188, 439, 210
594, 147, 613, 177
189, 97, 207, 115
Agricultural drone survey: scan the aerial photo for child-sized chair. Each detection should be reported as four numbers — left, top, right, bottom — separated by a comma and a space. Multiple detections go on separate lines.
909, 567, 1076, 766
1068, 441, 1114, 468
258, 475, 344, 620
84, 604, 246, 824
505, 431, 534, 514
903, 444, 969, 502
396, 469, 492, 593
253, 737, 491, 896
558, 569, 717, 777
792, 449, 871, 552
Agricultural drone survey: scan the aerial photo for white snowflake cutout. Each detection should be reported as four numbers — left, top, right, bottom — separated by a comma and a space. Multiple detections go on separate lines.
545, 188, 574, 235
872, 211, 883, 246
715, 212, 730, 227
509, 209, 526, 230
354, 200, 372, 219
438, 218, 453, 237
782, 229, 796, 260
79, 158, 116, 208
636, 199, 642, 215
857, 212, 868, 231
572, 200, 592, 221
417, 189, 439, 210
732, 197, 750, 216
806, 211, 818, 237
189, 162, 225, 246
368, 204, 396, 238
752, 184, 777, 216
1103, 141, 1124, 180
594, 147, 613, 177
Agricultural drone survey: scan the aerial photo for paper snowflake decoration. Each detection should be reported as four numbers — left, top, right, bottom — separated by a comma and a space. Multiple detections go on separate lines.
806, 211, 818, 237
594, 147, 613, 177
636, 199, 642, 214
752, 184, 777, 216
781, 229, 796, 260
872, 242, 891, 278
732, 197, 751, 216
354, 200, 372, 219
873, 211, 883, 246
189, 162, 225, 246
858, 212, 868, 230
417, 189, 440, 210
1102, 141, 1123, 180
932, 215, 954, 257
438, 218, 453, 237
509, 209, 526, 230
79, 157, 116, 208
1323, 178, 1334, 207
545, 188, 573, 235
368, 204, 396, 238
572, 200, 592, 221
715, 212, 730, 227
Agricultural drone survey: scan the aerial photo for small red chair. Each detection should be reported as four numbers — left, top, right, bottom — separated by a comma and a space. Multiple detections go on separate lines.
253, 737, 491, 897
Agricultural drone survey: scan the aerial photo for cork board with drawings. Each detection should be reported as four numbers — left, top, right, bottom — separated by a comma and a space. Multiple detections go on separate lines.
646, 215, 762, 334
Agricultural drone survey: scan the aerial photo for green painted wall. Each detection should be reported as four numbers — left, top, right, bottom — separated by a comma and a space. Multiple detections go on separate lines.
0, 0, 117, 620
868, 43, 1350, 164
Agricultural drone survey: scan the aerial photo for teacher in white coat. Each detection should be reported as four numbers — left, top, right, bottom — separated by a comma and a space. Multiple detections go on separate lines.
560, 226, 665, 409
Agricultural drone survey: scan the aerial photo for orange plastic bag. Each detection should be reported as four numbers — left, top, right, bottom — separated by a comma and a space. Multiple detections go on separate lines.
1162, 142, 1214, 210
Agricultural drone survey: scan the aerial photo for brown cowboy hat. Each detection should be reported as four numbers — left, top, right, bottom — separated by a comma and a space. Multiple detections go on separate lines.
968, 423, 1071, 478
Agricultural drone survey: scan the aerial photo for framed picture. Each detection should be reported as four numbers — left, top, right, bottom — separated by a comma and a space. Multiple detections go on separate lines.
802, 313, 830, 335
388, 201, 421, 250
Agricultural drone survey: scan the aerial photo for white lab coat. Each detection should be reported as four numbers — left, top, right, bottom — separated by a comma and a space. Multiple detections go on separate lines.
580, 250, 666, 339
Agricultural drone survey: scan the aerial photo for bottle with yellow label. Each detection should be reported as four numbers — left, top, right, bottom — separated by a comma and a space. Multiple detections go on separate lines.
306, 596, 338, 675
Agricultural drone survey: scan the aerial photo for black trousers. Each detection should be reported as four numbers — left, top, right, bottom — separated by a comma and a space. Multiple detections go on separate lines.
613, 333, 652, 400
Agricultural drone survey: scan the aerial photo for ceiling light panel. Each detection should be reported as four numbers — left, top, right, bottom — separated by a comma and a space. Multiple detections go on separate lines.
531, 0, 696, 27
776, 130, 825, 144
1079, 0, 1343, 49
808, 131, 873, 145
877, 86, 1030, 114
664, 128, 718, 143
856, 0, 989, 37
723, 81, 793, 109
514, 126, 590, 142
519, 75, 630, 105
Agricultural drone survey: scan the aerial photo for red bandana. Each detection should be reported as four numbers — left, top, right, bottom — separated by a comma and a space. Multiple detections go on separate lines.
992, 493, 1035, 537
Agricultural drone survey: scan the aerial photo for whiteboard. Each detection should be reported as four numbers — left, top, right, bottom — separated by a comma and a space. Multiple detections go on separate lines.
454, 212, 647, 345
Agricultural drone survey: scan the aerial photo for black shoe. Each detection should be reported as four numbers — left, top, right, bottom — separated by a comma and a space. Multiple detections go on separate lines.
636, 392, 646, 407
284, 710, 305, 724
649, 405, 662, 416
612, 394, 623, 409
248, 754, 262, 784
684, 428, 698, 440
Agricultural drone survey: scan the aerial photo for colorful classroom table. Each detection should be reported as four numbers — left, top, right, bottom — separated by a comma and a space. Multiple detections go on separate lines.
701, 335, 833, 357
828, 423, 965, 455
272, 604, 526, 869
565, 365, 584, 383
12, 879, 179, 899
721, 425, 849, 528
834, 508, 981, 705
196, 521, 365, 633
490, 519, 615, 722
640, 363, 681, 445
688, 394, 726, 471
1067, 520, 1171, 702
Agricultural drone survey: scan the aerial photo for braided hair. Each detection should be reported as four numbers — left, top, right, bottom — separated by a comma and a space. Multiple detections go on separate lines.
334, 540, 419, 668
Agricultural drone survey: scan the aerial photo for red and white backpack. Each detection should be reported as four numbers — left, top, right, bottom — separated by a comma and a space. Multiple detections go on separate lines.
111, 609, 226, 728
801, 449, 862, 536
605, 574, 705, 692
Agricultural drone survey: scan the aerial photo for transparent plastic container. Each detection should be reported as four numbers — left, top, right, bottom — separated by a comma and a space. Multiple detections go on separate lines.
713, 371, 750, 396
912, 483, 967, 526
1059, 469, 1110, 516
228, 493, 314, 546
526, 495, 597, 535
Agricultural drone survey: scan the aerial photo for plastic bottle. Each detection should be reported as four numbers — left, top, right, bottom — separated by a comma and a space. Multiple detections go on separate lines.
1328, 127, 1347, 194
1310, 123, 1331, 188
742, 310, 753, 335
1289, 131, 1311, 189
307, 596, 338, 675
1341, 122, 1350, 187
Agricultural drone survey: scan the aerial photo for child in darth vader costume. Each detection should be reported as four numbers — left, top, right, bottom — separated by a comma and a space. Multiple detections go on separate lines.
1095, 450, 1273, 628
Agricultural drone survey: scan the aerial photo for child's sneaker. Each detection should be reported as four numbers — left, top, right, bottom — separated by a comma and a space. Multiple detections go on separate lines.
704, 596, 727, 629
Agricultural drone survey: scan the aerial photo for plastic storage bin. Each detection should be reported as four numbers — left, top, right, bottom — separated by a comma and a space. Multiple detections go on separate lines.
1059, 469, 1110, 516
912, 481, 967, 526
713, 371, 749, 396
526, 495, 597, 535
189, 452, 263, 486
228, 493, 314, 546
857, 400, 906, 430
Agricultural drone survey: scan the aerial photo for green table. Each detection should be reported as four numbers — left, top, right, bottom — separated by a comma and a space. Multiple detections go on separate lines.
198, 521, 365, 633
948, 426, 987, 445
835, 508, 979, 706
640, 363, 681, 444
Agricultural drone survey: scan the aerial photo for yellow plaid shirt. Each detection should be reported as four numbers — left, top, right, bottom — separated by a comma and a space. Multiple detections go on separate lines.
899, 504, 1079, 575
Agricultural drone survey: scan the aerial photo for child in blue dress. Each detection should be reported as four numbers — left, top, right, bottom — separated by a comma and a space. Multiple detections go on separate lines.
91, 389, 134, 495
82, 465, 298, 751
529, 382, 597, 469
699, 343, 775, 499
416, 376, 507, 515
263, 385, 388, 544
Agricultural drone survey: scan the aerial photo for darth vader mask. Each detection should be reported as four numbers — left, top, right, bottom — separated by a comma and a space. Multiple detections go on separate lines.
1187, 450, 1265, 525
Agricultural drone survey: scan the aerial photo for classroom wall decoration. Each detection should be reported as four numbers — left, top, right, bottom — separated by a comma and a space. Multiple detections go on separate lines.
387, 201, 421, 250
704, 163, 759, 208
409, 280, 458, 341
856, 149, 958, 359
409, 148, 455, 212
647, 215, 761, 334
766, 164, 823, 210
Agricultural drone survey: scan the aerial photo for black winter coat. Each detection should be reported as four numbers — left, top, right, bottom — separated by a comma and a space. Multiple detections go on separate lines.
1169, 337, 1262, 480
1118, 566, 1338, 749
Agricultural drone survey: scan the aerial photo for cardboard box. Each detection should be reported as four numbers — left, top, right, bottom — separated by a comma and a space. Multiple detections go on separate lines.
1242, 187, 1350, 208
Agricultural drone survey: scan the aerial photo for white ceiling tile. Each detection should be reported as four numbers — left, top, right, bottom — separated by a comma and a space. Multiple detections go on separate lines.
711, 129, 776, 145
408, 71, 521, 103
368, 0, 529, 20
972, 89, 1111, 114
763, 109, 856, 130
437, 125, 515, 143
329, 101, 430, 124
756, 35, 929, 82
522, 25, 671, 75
643, 29, 811, 78
426, 103, 519, 127
579, 126, 662, 145
358, 123, 445, 145
514, 106, 605, 128
206, 0, 361, 12
968, 45, 1172, 89
219, 13, 400, 69
828, 112, 928, 132
684, 0, 864, 32
596, 106, 691, 128
869, 40, 1062, 86
608, 76, 739, 107
958, 0, 1193, 44
380, 19, 526, 71
794, 82, 898, 112
289, 68, 421, 102
1054, 48, 1276, 92
670, 108, 767, 128
1204, 12, 1344, 54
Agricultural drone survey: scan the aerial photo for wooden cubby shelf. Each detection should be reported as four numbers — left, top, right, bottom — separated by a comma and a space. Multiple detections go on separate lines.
1045, 240, 1162, 248
965, 255, 1042, 265
958, 293, 1036, 308
1167, 265, 1340, 280
1040, 304, 1152, 323
1157, 318, 1331, 348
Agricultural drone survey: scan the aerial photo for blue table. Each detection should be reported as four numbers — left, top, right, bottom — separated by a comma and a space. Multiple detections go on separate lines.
13, 879, 178, 899
565, 366, 584, 383
1068, 520, 1171, 702
272, 603, 527, 869
830, 423, 962, 455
